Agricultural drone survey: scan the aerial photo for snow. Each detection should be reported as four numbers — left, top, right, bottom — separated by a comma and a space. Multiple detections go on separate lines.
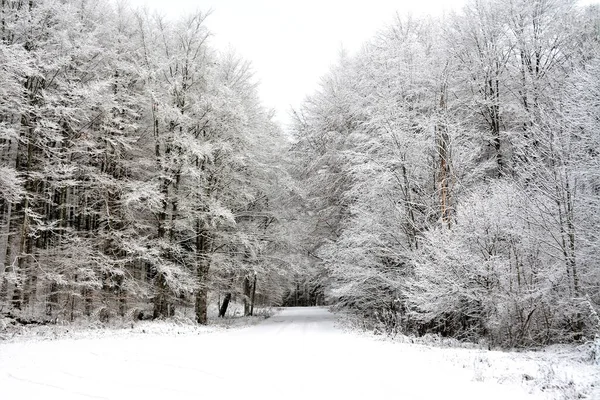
0, 307, 596, 399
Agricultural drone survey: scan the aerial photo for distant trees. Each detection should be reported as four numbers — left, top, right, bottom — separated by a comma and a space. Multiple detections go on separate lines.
0, 0, 296, 324
292, 0, 600, 347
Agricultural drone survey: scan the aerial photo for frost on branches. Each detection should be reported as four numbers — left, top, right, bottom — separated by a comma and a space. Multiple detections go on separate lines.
292, 0, 600, 347
0, 0, 298, 325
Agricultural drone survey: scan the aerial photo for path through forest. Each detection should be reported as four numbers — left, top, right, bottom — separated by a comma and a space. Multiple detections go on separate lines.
0, 308, 540, 399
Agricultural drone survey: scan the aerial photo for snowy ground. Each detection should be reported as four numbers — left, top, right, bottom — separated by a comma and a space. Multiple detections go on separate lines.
0, 307, 597, 399
341, 321, 599, 400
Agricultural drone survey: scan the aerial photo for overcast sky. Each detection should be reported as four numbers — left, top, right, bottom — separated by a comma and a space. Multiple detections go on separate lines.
125, 0, 598, 128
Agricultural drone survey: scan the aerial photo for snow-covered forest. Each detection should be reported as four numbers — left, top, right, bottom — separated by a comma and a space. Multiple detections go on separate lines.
0, 0, 302, 325
1, 0, 599, 350
291, 0, 600, 347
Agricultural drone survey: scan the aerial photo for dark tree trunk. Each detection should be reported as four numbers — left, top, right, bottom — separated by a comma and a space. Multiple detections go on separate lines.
243, 276, 251, 316
250, 274, 257, 316
194, 218, 211, 324
218, 292, 231, 317
195, 275, 208, 324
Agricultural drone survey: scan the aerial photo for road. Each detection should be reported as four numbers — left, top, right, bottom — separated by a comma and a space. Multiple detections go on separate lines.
0, 307, 537, 399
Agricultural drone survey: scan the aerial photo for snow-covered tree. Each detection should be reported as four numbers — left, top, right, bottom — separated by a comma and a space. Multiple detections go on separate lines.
0, 0, 296, 324
292, 0, 600, 346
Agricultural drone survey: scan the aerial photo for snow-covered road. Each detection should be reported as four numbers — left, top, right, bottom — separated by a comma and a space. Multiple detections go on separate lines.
0, 307, 539, 399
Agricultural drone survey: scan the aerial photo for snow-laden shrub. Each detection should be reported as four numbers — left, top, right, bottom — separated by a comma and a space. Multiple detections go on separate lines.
408, 182, 592, 347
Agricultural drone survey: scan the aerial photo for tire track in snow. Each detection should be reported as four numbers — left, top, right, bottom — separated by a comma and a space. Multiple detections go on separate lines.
6, 372, 109, 399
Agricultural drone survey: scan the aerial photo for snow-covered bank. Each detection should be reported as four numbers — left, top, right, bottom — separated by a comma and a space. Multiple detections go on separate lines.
0, 305, 275, 343
397, 338, 598, 399
338, 315, 600, 400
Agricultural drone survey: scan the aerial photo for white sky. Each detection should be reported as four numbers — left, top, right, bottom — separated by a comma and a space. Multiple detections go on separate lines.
124, 0, 599, 129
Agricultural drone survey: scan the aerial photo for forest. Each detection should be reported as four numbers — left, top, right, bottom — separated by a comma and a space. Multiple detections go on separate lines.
1, 0, 599, 349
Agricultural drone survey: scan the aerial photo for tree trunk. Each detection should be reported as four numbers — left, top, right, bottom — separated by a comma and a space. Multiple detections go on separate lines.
153, 273, 170, 319
437, 80, 452, 227
218, 292, 231, 317
195, 265, 209, 324
250, 274, 257, 316
243, 276, 251, 316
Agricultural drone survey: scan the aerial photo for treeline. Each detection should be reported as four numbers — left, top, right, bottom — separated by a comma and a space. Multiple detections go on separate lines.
292, 0, 600, 347
0, 0, 300, 323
